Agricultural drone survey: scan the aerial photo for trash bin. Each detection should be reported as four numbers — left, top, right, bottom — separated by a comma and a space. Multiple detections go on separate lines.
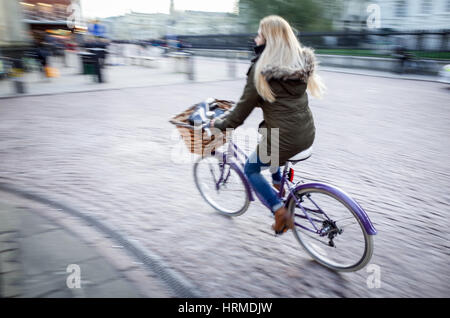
79, 52, 95, 74
79, 51, 103, 83
87, 48, 107, 68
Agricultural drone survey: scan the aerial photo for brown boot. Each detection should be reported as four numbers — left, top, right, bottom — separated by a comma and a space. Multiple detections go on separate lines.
271, 206, 294, 235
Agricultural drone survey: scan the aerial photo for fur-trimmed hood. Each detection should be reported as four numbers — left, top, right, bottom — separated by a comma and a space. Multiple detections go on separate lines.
260, 47, 317, 82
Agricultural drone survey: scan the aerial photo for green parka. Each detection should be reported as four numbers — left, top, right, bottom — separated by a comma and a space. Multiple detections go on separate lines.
214, 46, 317, 166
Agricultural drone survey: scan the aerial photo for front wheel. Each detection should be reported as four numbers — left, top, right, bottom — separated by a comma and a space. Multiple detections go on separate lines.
288, 185, 374, 272
194, 155, 250, 216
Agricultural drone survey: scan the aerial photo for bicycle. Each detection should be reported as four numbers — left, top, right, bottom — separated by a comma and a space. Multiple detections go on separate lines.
193, 117, 377, 272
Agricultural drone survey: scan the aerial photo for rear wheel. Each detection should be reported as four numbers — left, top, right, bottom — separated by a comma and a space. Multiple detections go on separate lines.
288, 186, 373, 272
194, 155, 250, 216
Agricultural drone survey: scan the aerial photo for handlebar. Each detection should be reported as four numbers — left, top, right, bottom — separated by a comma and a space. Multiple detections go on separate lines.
196, 110, 230, 138
200, 120, 212, 138
174, 109, 230, 138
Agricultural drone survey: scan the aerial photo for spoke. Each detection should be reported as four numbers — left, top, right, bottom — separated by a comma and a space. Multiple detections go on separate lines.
208, 164, 217, 184
296, 205, 327, 222
223, 166, 232, 183
294, 214, 324, 224
296, 228, 332, 247
305, 194, 332, 220
335, 217, 358, 228
305, 208, 322, 214
334, 216, 354, 222
217, 189, 243, 193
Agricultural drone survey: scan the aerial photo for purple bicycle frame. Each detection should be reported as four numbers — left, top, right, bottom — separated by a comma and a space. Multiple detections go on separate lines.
213, 139, 377, 236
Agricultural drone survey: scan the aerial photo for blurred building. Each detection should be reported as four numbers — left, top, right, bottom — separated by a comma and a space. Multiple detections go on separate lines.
101, 8, 246, 41
19, 0, 70, 21
0, 0, 31, 61
102, 12, 171, 41
171, 10, 246, 35
18, 0, 79, 40
335, 0, 450, 31
0, 0, 30, 46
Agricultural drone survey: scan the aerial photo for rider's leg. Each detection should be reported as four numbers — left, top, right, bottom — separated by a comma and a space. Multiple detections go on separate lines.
244, 151, 294, 233
270, 167, 282, 190
244, 151, 283, 212
271, 167, 281, 181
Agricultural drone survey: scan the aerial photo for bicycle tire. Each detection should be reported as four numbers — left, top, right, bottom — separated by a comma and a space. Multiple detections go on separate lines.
194, 156, 250, 216
288, 185, 374, 272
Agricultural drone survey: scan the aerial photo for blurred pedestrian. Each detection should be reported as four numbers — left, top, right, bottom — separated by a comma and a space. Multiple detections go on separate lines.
97, 37, 110, 67
35, 40, 50, 76
393, 39, 412, 74
212, 15, 325, 234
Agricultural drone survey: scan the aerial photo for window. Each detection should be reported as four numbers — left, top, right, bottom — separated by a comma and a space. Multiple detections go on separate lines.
395, 0, 407, 17
421, 0, 432, 14
54, 4, 66, 20
20, 3, 37, 20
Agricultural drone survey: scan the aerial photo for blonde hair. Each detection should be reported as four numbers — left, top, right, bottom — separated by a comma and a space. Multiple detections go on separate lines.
254, 15, 326, 102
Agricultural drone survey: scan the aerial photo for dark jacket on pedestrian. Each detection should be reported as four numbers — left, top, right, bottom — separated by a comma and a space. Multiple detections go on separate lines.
213, 44, 316, 166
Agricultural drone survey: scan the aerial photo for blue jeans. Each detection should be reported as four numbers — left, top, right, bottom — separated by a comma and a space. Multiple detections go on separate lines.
244, 151, 284, 212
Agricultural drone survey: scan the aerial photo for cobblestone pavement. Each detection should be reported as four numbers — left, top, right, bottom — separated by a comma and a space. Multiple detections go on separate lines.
0, 191, 173, 298
0, 72, 449, 297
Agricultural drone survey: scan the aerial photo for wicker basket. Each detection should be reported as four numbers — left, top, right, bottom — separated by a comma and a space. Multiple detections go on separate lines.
169, 99, 234, 156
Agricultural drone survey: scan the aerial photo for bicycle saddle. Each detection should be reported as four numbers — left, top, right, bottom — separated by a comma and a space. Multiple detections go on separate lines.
287, 146, 313, 163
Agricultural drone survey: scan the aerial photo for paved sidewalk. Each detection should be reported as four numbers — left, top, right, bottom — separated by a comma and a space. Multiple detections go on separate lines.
320, 66, 445, 83
1, 54, 445, 99
0, 191, 173, 298
0, 55, 251, 98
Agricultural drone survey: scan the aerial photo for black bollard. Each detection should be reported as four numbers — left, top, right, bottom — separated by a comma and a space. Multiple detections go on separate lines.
13, 78, 25, 94
11, 58, 26, 94
227, 50, 237, 79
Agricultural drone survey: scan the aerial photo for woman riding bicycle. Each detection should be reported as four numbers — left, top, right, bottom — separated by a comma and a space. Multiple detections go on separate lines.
212, 15, 325, 235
